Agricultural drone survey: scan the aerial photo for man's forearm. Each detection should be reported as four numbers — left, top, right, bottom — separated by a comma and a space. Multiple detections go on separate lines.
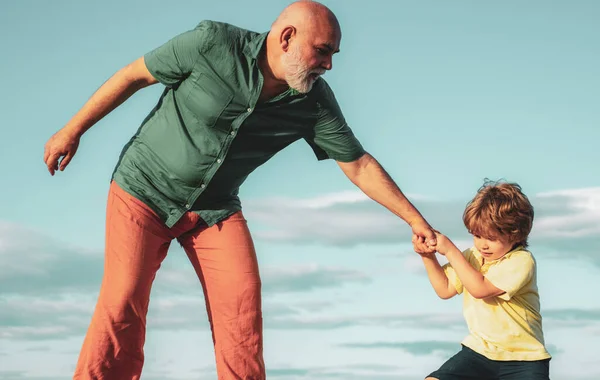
341, 153, 426, 226
65, 58, 157, 137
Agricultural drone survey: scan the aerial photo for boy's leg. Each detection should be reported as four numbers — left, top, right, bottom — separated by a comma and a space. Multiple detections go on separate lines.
73, 181, 174, 380
178, 211, 265, 380
497, 359, 550, 380
427, 345, 496, 380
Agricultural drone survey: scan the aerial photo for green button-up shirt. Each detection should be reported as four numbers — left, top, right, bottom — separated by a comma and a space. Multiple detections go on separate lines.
111, 20, 366, 228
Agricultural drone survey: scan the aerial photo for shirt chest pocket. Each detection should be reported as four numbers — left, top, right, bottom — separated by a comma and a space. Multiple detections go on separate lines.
184, 72, 234, 129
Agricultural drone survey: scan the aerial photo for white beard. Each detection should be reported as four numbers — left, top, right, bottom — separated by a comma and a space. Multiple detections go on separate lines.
281, 44, 324, 93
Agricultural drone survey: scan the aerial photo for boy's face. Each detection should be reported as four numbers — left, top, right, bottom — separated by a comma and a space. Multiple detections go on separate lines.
472, 234, 515, 261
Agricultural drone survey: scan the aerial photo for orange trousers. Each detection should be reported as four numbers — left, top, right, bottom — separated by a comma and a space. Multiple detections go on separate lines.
73, 181, 265, 379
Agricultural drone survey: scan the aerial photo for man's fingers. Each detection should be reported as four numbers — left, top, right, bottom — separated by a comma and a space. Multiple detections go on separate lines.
415, 245, 435, 255
426, 228, 438, 246
413, 239, 434, 255
59, 152, 73, 171
46, 152, 62, 175
427, 228, 437, 239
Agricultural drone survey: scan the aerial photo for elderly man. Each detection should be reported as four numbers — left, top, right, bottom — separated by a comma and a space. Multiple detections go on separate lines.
44, 1, 436, 379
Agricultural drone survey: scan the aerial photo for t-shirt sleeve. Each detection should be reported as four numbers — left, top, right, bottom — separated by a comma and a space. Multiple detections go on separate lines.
485, 251, 535, 301
144, 21, 214, 86
442, 249, 473, 295
304, 79, 366, 162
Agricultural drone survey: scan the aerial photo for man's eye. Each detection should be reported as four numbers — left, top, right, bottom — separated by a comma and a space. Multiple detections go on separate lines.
316, 48, 327, 55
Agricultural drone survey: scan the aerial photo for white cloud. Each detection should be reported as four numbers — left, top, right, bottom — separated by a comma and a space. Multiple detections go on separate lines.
529, 188, 600, 264
287, 191, 370, 209
0, 222, 375, 340
266, 311, 466, 331
0, 222, 102, 294
245, 192, 433, 246
533, 187, 600, 237
192, 364, 417, 380
0, 221, 373, 297
261, 264, 371, 293
339, 340, 458, 356
1, 187, 599, 379
244, 187, 600, 263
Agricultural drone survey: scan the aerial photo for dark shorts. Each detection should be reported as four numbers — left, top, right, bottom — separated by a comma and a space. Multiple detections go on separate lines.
428, 345, 551, 380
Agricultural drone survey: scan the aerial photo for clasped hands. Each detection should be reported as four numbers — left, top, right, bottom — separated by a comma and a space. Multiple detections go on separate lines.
412, 230, 452, 257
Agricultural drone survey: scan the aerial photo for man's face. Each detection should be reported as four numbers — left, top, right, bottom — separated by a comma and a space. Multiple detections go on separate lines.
281, 25, 341, 93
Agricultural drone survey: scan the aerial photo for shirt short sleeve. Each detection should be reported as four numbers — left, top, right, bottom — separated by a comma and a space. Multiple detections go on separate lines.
485, 251, 535, 301
144, 21, 214, 86
304, 79, 366, 162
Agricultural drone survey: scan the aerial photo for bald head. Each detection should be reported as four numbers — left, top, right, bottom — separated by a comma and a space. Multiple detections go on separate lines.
272, 1, 340, 36
265, 1, 342, 93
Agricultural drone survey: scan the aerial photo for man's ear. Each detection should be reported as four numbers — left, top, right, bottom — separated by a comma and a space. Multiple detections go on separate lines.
280, 26, 296, 52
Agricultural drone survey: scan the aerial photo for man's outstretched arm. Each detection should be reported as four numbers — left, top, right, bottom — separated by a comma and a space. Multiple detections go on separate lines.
43, 56, 158, 175
337, 152, 437, 246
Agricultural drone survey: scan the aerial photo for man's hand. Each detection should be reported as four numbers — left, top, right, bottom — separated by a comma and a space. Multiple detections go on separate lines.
412, 233, 436, 256
44, 128, 81, 175
42, 56, 158, 177
410, 220, 437, 249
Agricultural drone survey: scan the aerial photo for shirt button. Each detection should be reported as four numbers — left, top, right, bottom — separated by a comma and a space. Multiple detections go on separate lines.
247, 107, 253, 113
230, 131, 235, 136
200, 184, 206, 189
216, 159, 222, 164
185, 203, 190, 208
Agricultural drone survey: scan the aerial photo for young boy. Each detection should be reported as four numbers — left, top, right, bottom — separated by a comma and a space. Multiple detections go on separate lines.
413, 180, 551, 380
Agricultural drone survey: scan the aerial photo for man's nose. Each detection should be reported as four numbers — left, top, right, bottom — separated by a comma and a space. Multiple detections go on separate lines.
322, 56, 333, 70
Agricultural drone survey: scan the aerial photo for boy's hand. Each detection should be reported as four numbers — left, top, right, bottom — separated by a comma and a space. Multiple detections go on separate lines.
433, 232, 454, 255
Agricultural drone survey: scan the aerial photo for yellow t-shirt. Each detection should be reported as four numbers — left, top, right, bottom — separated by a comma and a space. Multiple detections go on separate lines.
443, 246, 551, 361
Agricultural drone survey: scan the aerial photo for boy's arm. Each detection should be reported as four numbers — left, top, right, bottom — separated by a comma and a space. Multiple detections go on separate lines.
484, 252, 535, 301
413, 237, 457, 299
420, 254, 458, 299
444, 247, 505, 300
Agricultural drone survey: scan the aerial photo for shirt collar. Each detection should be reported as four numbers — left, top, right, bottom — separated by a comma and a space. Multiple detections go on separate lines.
243, 31, 269, 59
474, 245, 525, 266
243, 31, 304, 98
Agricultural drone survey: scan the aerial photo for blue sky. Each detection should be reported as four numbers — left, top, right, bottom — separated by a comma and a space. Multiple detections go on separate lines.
1, 1, 599, 379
